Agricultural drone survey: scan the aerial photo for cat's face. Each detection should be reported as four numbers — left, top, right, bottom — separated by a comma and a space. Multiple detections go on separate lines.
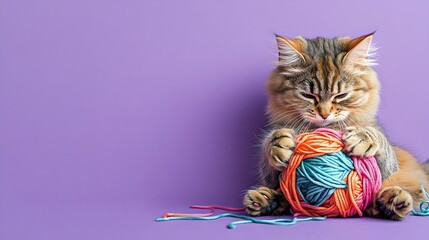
267, 34, 380, 130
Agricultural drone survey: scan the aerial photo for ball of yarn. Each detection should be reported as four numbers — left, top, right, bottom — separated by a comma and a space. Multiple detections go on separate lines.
280, 128, 382, 217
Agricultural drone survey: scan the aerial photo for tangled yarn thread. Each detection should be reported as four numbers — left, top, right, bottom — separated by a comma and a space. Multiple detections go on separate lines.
280, 128, 382, 217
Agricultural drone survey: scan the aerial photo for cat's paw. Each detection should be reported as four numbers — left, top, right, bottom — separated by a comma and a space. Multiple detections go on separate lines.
266, 129, 295, 170
366, 186, 413, 220
243, 187, 286, 216
342, 126, 380, 157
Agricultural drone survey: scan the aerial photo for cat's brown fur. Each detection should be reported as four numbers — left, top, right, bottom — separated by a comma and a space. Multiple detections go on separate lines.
243, 33, 429, 220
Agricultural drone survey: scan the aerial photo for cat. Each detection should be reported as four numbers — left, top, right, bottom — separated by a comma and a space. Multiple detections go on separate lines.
243, 33, 429, 220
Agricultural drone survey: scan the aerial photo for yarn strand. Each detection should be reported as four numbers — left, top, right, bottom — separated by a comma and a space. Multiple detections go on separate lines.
156, 213, 326, 229
412, 185, 429, 216
163, 205, 245, 218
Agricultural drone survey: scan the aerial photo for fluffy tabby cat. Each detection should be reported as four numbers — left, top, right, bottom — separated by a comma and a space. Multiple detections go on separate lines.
243, 33, 429, 220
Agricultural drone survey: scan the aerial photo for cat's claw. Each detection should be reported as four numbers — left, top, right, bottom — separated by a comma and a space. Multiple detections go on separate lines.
266, 129, 296, 171
342, 126, 380, 157
243, 187, 288, 216
366, 186, 413, 220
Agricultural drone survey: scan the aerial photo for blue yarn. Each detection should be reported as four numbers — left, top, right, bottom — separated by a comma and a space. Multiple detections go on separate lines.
412, 185, 429, 216
155, 213, 326, 229
296, 151, 354, 206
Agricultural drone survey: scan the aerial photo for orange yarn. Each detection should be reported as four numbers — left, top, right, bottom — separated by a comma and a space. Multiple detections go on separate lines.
280, 129, 381, 218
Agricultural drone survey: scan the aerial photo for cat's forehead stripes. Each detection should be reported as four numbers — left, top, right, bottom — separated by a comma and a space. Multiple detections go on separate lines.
305, 38, 345, 60
294, 58, 343, 100
313, 56, 342, 98
309, 39, 343, 94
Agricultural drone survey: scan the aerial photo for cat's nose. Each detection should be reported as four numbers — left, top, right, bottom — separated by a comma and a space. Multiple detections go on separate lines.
320, 113, 330, 120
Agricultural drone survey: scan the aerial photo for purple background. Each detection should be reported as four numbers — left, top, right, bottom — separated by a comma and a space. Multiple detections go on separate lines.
1, 0, 429, 239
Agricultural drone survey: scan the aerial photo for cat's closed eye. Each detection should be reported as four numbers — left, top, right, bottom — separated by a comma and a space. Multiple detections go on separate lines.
333, 92, 349, 101
300, 92, 318, 101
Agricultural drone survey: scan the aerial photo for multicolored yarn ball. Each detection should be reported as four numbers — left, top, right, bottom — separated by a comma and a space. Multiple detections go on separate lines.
280, 128, 382, 217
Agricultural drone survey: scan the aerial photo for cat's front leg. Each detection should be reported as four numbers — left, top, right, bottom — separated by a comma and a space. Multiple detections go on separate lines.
342, 126, 398, 179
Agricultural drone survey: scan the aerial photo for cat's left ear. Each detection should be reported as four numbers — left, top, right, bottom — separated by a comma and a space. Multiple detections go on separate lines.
343, 32, 376, 70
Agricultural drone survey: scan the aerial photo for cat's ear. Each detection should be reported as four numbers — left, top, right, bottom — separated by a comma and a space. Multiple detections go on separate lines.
343, 32, 377, 70
275, 34, 306, 75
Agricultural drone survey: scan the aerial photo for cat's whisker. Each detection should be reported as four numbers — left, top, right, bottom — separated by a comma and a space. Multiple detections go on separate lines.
340, 120, 349, 131
293, 116, 309, 134
301, 119, 311, 134
290, 115, 306, 133
281, 114, 304, 130
272, 110, 303, 124
297, 118, 309, 133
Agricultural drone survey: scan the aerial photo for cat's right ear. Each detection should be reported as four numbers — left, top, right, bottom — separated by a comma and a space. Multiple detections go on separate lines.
275, 34, 306, 67
275, 35, 306, 76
